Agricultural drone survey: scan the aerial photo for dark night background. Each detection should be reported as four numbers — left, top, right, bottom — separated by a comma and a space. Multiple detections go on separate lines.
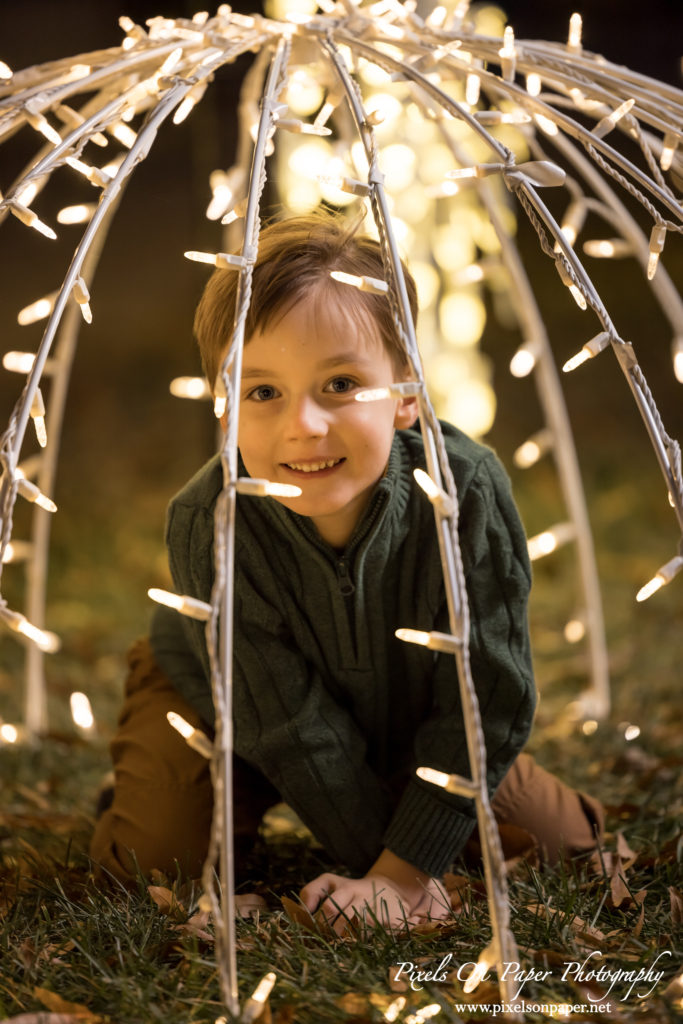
0, 0, 682, 713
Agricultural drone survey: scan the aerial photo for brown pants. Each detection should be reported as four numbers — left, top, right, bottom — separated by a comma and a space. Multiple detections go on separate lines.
90, 638, 604, 885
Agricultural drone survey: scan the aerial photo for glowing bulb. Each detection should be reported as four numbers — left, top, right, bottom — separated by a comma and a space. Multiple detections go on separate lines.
533, 113, 559, 136
623, 724, 640, 741
241, 972, 277, 1023
513, 430, 552, 469
148, 588, 212, 621
0, 607, 60, 652
583, 238, 632, 259
25, 108, 62, 146
166, 711, 213, 758
355, 382, 421, 402
564, 618, 585, 643
416, 766, 450, 788
169, 376, 211, 400
15, 182, 39, 206
582, 719, 598, 736
2, 541, 33, 563
0, 724, 19, 743
3, 351, 36, 373
526, 72, 541, 96
465, 73, 481, 106
72, 277, 92, 323
527, 522, 575, 561
396, 626, 461, 653
184, 250, 246, 270
567, 12, 582, 51
30, 388, 47, 448
329, 270, 388, 295
647, 224, 666, 280
464, 957, 491, 994
509, 344, 537, 378
235, 478, 302, 498
318, 174, 372, 197
108, 121, 137, 148
206, 172, 234, 220
57, 203, 96, 225
660, 132, 677, 171
383, 997, 407, 1022
636, 555, 683, 602
413, 468, 455, 516
592, 98, 636, 141
672, 337, 683, 383
70, 692, 94, 730
16, 478, 57, 513
10, 203, 56, 239
498, 25, 516, 81
17, 293, 57, 326
0, 61, 12, 80
563, 331, 611, 372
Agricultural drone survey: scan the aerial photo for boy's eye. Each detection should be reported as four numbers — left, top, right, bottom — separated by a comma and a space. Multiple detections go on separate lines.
325, 376, 356, 395
247, 384, 279, 402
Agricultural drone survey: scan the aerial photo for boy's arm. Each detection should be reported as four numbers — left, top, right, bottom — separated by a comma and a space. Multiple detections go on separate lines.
381, 450, 537, 876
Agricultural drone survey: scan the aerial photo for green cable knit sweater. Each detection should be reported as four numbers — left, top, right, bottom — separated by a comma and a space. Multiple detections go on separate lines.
150, 421, 536, 877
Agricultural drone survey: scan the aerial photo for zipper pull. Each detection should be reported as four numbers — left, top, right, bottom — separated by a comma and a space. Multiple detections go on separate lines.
336, 559, 355, 596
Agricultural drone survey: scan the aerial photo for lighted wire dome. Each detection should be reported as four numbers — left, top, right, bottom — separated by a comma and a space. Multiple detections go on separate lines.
0, 3, 682, 1016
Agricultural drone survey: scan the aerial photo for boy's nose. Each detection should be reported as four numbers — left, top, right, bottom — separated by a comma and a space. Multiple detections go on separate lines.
285, 394, 329, 439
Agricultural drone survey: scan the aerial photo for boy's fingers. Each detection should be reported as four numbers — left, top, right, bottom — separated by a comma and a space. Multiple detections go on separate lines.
300, 872, 339, 909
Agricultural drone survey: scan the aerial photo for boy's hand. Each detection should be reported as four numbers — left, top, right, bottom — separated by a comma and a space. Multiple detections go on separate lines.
299, 868, 450, 935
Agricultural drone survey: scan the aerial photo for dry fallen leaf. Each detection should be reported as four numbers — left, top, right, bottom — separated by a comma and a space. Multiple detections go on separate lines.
387, 964, 409, 992
609, 856, 631, 908
669, 886, 683, 925
172, 909, 214, 943
33, 987, 102, 1023
147, 884, 185, 919
615, 831, 638, 868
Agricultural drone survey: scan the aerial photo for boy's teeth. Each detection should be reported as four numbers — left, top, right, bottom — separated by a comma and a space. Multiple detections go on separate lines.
286, 458, 341, 472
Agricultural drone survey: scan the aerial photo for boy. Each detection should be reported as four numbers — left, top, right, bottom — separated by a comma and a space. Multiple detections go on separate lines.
91, 213, 603, 931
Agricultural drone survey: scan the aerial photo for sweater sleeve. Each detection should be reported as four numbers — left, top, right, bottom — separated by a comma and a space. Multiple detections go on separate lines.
231, 578, 393, 874
382, 450, 537, 876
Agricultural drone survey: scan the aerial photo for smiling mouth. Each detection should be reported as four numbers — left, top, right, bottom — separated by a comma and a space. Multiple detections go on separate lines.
283, 458, 344, 473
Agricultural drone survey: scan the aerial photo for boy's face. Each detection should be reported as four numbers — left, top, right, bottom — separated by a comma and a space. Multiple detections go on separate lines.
237, 289, 418, 549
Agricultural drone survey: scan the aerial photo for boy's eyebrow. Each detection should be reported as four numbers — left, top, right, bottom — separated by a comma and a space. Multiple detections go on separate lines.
241, 353, 373, 378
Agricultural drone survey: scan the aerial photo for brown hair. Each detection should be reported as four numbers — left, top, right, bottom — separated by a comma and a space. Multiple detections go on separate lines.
193, 212, 418, 388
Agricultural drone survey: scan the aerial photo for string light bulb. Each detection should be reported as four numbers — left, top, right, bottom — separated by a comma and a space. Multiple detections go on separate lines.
169, 376, 211, 400
0, 606, 60, 652
513, 428, 553, 469
660, 132, 678, 171
10, 202, 56, 239
2, 540, 33, 563
562, 331, 611, 372
395, 627, 461, 653
329, 270, 388, 294
463, 949, 493, 994
647, 224, 666, 280
0, 724, 19, 744
526, 72, 541, 96
509, 342, 539, 378
636, 555, 683, 602
592, 98, 635, 140
16, 478, 57, 513
30, 388, 48, 448
567, 12, 582, 52
498, 25, 516, 81
57, 203, 96, 225
416, 765, 478, 797
582, 238, 633, 259
173, 81, 209, 125
17, 292, 58, 326
527, 521, 575, 561
672, 337, 683, 384
167, 711, 213, 758
234, 478, 302, 498
70, 691, 95, 731
72, 277, 92, 323
148, 587, 212, 621
413, 468, 455, 516
355, 381, 421, 402
184, 250, 247, 271
240, 972, 277, 1023
383, 996, 407, 1022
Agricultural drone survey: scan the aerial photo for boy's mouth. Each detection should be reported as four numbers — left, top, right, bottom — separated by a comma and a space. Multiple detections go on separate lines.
282, 457, 345, 475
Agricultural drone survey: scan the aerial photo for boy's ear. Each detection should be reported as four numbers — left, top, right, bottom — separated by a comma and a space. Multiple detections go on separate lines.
393, 394, 419, 430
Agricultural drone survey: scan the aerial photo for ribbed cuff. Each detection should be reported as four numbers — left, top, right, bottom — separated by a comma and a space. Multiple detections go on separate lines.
382, 778, 477, 877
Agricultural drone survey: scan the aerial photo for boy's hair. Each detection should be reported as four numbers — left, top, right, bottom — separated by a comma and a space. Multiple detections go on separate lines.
193, 212, 419, 388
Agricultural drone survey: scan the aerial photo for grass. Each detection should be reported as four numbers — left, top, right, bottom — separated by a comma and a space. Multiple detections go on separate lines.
0, 440, 682, 1023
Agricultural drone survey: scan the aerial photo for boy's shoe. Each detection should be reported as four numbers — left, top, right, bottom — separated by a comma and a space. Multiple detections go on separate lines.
95, 770, 115, 817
